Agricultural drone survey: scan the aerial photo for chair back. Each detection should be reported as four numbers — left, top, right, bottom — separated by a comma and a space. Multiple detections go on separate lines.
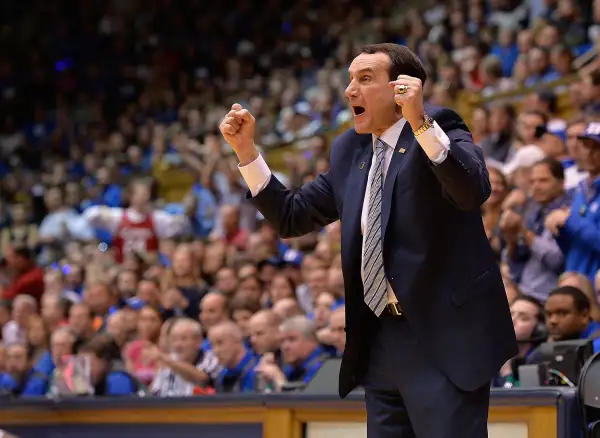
578, 352, 600, 437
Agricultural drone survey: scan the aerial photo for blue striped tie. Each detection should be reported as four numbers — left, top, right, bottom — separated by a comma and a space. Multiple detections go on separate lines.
363, 138, 388, 316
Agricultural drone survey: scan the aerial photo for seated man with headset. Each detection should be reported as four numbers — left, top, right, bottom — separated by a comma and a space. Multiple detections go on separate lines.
494, 295, 546, 388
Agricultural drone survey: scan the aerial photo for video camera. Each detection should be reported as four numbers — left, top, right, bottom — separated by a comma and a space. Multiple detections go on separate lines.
519, 339, 594, 387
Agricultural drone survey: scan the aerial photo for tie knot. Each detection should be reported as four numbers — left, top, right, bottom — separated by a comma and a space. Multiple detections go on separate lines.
375, 138, 387, 154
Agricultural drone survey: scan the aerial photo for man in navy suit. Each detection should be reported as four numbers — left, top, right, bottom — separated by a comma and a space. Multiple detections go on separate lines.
220, 43, 517, 438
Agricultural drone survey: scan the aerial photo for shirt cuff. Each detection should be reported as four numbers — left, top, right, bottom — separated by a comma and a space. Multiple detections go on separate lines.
416, 120, 450, 165
238, 154, 272, 197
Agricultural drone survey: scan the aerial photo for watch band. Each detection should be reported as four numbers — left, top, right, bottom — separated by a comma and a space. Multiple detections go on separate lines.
413, 114, 434, 137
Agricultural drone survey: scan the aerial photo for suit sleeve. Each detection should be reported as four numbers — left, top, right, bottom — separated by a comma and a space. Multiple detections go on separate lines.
428, 108, 491, 211
246, 171, 339, 238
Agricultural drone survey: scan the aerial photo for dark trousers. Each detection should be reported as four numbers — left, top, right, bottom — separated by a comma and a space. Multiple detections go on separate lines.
363, 313, 490, 438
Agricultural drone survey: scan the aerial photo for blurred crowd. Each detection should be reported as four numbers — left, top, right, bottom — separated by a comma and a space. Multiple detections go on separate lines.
1, 0, 600, 396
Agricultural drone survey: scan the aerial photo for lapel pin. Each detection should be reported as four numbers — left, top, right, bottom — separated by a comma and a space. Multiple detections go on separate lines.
359, 162, 365, 169
399, 148, 406, 154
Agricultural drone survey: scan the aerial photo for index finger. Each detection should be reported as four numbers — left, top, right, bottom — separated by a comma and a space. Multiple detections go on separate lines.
395, 75, 422, 83
227, 109, 244, 123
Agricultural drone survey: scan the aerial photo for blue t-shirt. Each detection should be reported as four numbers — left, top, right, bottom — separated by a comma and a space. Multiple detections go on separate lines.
103, 371, 138, 396
0, 370, 47, 396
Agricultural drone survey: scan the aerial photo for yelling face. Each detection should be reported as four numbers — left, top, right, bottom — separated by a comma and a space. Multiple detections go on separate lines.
345, 52, 400, 136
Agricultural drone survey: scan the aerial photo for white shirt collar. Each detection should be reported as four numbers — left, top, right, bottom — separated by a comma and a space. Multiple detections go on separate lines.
372, 118, 407, 150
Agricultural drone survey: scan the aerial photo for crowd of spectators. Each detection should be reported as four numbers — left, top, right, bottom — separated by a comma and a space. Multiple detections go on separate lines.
0, 0, 600, 397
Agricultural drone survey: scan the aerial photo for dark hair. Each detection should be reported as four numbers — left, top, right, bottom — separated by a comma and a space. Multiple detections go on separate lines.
533, 157, 565, 180
512, 295, 544, 320
489, 102, 516, 120
70, 302, 94, 320
590, 69, 600, 87
536, 90, 557, 114
360, 43, 427, 85
523, 110, 549, 125
551, 43, 572, 57
238, 274, 264, 290
548, 286, 591, 313
78, 334, 121, 361
10, 245, 32, 260
229, 295, 261, 314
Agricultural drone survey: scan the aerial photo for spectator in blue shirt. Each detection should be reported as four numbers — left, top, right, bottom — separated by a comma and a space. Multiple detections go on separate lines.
36, 326, 77, 381
209, 321, 258, 393
317, 306, 345, 358
254, 315, 328, 392
248, 310, 283, 364
490, 28, 519, 77
77, 335, 139, 396
0, 343, 47, 396
547, 122, 600, 281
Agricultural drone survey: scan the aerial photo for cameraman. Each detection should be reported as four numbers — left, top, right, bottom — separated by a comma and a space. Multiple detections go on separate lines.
494, 296, 545, 387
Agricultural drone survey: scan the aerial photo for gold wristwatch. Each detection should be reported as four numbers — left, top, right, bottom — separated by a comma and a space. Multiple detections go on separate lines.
412, 114, 434, 137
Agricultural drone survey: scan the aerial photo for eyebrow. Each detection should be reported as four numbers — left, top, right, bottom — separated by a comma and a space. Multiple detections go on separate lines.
348, 68, 375, 78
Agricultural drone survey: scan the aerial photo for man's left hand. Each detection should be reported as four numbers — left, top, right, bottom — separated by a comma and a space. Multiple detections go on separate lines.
545, 208, 570, 235
389, 75, 425, 129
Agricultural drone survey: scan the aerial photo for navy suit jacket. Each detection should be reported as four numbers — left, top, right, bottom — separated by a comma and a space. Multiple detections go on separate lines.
249, 104, 517, 397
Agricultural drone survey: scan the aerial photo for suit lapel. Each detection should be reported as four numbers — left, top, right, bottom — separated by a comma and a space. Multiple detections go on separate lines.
341, 135, 373, 267
381, 122, 414, 240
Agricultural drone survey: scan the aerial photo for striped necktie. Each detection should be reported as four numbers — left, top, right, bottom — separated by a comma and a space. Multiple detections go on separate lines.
363, 138, 388, 316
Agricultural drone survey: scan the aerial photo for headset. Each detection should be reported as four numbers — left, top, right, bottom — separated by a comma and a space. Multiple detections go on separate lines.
528, 308, 548, 344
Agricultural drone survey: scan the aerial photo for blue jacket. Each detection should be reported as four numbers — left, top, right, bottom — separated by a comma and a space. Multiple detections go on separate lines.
283, 346, 327, 385
556, 178, 600, 281
215, 350, 257, 393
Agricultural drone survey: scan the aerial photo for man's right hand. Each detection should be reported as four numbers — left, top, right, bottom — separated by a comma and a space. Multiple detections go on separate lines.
219, 103, 259, 165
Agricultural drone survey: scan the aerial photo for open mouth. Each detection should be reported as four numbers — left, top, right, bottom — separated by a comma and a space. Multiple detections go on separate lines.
352, 106, 365, 116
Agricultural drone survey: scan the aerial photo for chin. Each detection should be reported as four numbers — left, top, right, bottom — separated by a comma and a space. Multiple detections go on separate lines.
353, 121, 370, 134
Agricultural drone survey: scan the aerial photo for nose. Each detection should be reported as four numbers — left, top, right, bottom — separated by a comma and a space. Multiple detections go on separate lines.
345, 80, 358, 99
548, 314, 560, 325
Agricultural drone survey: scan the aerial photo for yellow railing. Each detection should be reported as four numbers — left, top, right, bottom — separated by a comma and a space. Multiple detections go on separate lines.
455, 74, 579, 127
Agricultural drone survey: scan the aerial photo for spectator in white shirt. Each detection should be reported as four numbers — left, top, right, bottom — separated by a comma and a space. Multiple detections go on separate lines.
2, 295, 37, 346
37, 187, 95, 265
149, 318, 222, 396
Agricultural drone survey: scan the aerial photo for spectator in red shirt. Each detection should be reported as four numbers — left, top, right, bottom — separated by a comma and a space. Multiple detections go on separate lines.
1, 246, 44, 302
218, 205, 249, 250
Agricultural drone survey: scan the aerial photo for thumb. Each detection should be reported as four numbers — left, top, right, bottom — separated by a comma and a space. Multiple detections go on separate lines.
231, 103, 243, 111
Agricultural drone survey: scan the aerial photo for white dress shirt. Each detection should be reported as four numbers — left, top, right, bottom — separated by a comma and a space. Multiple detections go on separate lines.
239, 119, 451, 306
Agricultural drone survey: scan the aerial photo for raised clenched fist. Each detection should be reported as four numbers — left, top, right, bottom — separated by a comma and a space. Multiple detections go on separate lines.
219, 103, 258, 164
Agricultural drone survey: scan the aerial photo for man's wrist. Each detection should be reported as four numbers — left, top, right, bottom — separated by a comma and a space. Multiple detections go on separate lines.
411, 114, 434, 136
407, 115, 425, 131
236, 146, 259, 166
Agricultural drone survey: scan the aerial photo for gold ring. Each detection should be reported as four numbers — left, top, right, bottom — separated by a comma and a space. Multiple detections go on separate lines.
396, 84, 408, 94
